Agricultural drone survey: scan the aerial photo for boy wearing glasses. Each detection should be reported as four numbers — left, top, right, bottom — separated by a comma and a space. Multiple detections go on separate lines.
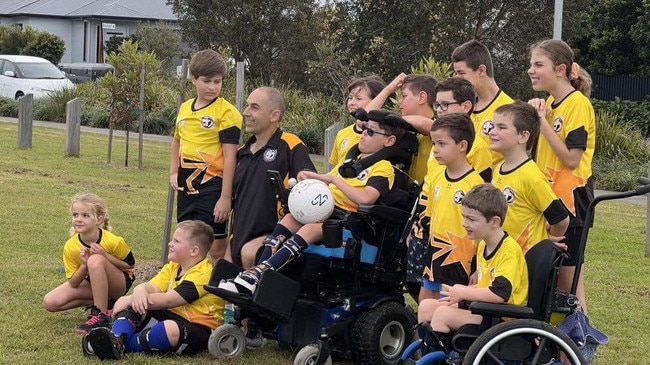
219, 110, 409, 295
417, 114, 483, 322
452, 40, 514, 165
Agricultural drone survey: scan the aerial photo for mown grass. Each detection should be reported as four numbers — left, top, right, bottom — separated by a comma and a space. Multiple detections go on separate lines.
0, 120, 647, 364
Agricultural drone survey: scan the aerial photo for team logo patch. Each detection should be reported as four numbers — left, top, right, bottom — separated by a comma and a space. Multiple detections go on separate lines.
264, 149, 278, 162
553, 117, 563, 133
341, 137, 348, 151
356, 168, 369, 181
482, 121, 494, 135
434, 185, 442, 200
453, 190, 465, 204
503, 186, 515, 204
178, 119, 185, 127
201, 116, 215, 128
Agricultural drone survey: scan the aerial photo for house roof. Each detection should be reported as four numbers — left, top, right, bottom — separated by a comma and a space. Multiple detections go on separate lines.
0, 0, 177, 21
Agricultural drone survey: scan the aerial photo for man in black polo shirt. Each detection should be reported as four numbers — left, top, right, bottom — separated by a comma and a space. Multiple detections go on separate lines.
226, 86, 315, 270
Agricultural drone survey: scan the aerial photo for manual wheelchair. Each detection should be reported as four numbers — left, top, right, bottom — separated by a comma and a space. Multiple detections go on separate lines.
400, 178, 650, 365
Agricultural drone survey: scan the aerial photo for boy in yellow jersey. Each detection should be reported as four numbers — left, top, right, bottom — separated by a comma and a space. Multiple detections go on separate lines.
489, 101, 569, 252
169, 50, 242, 262
417, 114, 484, 322
405, 77, 491, 302
84, 221, 224, 360
452, 40, 514, 165
419, 183, 528, 355
364, 73, 437, 184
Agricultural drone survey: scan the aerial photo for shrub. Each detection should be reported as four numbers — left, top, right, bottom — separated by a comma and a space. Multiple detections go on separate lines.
592, 98, 650, 136
0, 97, 18, 117
33, 87, 80, 123
593, 157, 649, 191
22, 31, 66, 64
594, 110, 649, 162
81, 104, 111, 128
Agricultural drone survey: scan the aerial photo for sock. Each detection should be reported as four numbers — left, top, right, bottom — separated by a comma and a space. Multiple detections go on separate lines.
432, 330, 452, 353
257, 225, 292, 263
131, 322, 172, 354
263, 234, 307, 271
112, 317, 136, 341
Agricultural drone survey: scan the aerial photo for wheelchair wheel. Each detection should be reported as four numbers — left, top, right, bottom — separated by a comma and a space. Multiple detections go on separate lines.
462, 319, 586, 365
208, 324, 246, 359
81, 333, 94, 356
293, 344, 333, 365
352, 301, 414, 365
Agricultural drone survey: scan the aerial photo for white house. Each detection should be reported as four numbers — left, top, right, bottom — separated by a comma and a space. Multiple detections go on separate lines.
0, 0, 177, 63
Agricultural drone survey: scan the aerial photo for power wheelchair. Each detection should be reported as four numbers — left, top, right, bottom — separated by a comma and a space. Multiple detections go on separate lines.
205, 109, 423, 364
400, 177, 650, 365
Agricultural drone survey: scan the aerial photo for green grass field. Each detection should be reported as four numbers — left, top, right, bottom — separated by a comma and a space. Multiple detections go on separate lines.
0, 121, 648, 364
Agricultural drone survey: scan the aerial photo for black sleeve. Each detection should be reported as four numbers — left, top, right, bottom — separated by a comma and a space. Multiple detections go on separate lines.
543, 199, 570, 224
122, 252, 135, 267
565, 126, 587, 150
219, 125, 242, 145
489, 276, 513, 302
173, 281, 200, 304
366, 176, 390, 198
479, 167, 492, 183
289, 143, 316, 177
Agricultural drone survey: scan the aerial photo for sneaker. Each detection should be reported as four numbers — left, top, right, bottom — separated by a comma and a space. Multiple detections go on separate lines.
245, 330, 268, 349
83, 305, 100, 320
86, 327, 124, 360
76, 311, 111, 334
219, 270, 261, 295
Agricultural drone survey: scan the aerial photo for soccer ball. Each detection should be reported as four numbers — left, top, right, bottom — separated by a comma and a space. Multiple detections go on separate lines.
288, 179, 335, 224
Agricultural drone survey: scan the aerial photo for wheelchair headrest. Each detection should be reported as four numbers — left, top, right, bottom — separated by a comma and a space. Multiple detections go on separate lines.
352, 108, 418, 134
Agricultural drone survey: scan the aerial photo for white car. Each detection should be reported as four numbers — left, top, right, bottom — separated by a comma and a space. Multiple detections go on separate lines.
0, 55, 74, 99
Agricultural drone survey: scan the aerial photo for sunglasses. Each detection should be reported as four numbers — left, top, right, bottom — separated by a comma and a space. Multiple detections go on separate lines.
361, 124, 389, 137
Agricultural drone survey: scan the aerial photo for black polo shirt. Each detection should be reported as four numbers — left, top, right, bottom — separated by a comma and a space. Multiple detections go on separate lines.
230, 128, 315, 266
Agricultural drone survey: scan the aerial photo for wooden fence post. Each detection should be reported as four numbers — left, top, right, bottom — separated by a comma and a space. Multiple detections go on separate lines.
65, 98, 81, 156
18, 94, 33, 149
646, 161, 649, 257
323, 122, 343, 172
138, 60, 145, 170
235, 61, 245, 114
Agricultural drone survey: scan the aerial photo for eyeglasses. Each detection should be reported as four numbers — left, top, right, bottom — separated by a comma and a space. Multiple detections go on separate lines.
361, 124, 389, 137
433, 101, 464, 111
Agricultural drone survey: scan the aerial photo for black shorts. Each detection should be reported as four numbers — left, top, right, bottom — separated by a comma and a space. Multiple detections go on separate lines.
561, 226, 584, 266
141, 310, 212, 355
406, 234, 431, 284
177, 190, 227, 239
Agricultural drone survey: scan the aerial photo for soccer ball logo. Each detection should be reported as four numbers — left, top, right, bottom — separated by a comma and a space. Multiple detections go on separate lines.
482, 121, 494, 135
453, 190, 465, 204
288, 179, 335, 224
553, 117, 563, 133
264, 149, 277, 162
503, 187, 515, 204
201, 116, 215, 128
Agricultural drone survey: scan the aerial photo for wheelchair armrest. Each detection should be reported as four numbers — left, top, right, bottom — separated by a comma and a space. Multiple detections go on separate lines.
469, 301, 536, 319
357, 204, 411, 226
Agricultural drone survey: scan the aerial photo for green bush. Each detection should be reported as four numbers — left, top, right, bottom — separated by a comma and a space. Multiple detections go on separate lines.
593, 157, 648, 191
33, 87, 80, 123
81, 104, 111, 128
594, 110, 650, 161
592, 98, 650, 136
22, 31, 66, 64
0, 97, 18, 117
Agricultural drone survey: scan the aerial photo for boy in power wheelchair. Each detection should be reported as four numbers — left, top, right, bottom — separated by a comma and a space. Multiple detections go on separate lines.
205, 109, 422, 364
401, 183, 586, 365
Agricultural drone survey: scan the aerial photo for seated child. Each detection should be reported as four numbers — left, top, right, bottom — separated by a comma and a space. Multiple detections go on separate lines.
43, 193, 135, 334
220, 109, 410, 295
420, 183, 528, 354
83, 220, 224, 360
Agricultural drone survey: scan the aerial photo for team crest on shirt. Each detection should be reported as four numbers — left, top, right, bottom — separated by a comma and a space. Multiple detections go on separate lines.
433, 185, 442, 201
264, 149, 278, 162
201, 115, 215, 128
453, 190, 465, 204
482, 120, 494, 135
178, 119, 185, 127
489, 267, 496, 282
341, 137, 349, 151
503, 186, 515, 204
356, 168, 369, 181
552, 117, 563, 133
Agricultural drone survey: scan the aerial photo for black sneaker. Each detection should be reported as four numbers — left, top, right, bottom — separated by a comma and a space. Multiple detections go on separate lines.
76, 311, 111, 334
86, 327, 124, 360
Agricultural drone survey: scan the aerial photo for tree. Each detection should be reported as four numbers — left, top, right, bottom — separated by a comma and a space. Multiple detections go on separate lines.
134, 21, 182, 73
22, 31, 66, 64
104, 34, 137, 56
168, 0, 321, 87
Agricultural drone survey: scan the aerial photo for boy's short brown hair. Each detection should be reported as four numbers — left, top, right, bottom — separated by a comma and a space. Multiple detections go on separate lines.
347, 75, 386, 100
189, 49, 227, 78
462, 183, 507, 225
431, 113, 475, 153
494, 100, 540, 150
177, 220, 214, 255
434, 77, 476, 112
402, 74, 437, 108
451, 40, 495, 78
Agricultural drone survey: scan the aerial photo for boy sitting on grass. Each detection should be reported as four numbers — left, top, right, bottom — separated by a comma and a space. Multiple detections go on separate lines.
420, 183, 528, 354
83, 220, 224, 360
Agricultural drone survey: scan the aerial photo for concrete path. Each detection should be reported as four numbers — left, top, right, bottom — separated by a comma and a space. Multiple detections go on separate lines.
2, 117, 648, 207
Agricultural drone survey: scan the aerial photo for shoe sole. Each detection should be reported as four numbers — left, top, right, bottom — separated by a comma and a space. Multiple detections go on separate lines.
86, 328, 122, 360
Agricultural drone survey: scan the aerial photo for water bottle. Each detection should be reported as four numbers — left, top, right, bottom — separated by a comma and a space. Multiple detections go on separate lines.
223, 302, 235, 324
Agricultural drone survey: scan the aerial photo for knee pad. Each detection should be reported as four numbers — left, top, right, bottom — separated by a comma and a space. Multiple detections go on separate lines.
138, 323, 171, 355
114, 308, 142, 324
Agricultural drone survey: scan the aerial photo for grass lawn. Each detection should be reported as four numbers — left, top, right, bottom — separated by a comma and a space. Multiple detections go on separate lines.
0, 121, 647, 364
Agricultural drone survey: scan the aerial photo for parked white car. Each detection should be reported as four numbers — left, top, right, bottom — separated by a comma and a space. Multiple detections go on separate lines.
0, 55, 74, 99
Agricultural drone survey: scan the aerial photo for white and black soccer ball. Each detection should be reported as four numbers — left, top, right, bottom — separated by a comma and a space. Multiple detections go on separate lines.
288, 179, 335, 224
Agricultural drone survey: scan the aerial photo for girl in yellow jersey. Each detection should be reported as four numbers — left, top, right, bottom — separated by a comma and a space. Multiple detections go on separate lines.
527, 39, 596, 313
